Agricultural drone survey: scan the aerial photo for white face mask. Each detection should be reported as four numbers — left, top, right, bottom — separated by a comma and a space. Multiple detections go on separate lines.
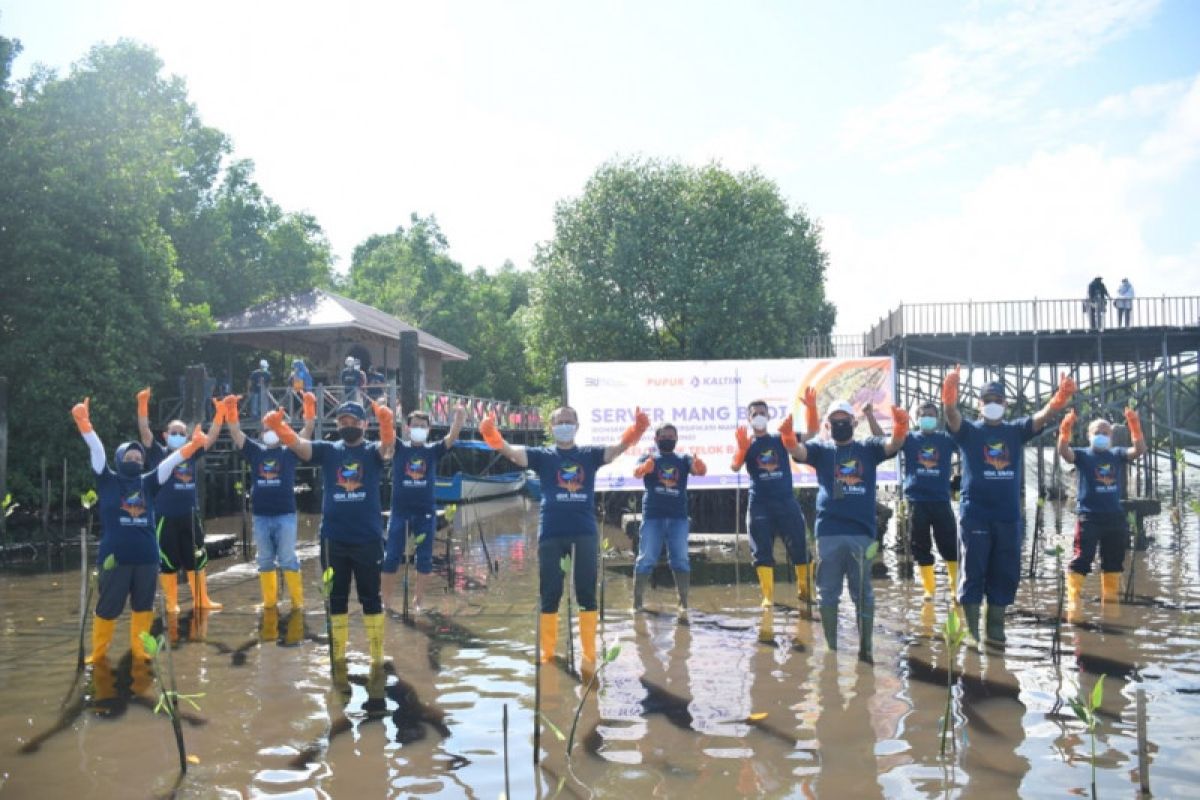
552, 423, 577, 442
262, 430, 280, 447
750, 414, 769, 431
409, 427, 429, 444
981, 403, 1005, 421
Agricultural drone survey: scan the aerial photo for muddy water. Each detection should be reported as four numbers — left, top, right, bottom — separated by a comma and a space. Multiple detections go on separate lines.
1, 494, 1198, 799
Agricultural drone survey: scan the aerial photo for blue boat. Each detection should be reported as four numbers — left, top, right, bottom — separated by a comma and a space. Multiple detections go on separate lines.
435, 471, 526, 503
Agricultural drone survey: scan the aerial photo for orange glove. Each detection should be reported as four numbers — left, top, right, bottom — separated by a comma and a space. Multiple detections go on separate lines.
941, 366, 960, 408
137, 387, 151, 418
302, 391, 317, 421
1124, 407, 1143, 444
71, 398, 93, 434
800, 386, 819, 434
779, 413, 798, 450
180, 426, 207, 460
210, 397, 226, 427
731, 426, 752, 470
372, 401, 395, 446
633, 457, 656, 478
480, 412, 506, 450
222, 394, 241, 422
263, 409, 299, 447
619, 407, 651, 448
891, 406, 910, 440
1048, 372, 1076, 412
1058, 409, 1076, 446
690, 455, 708, 476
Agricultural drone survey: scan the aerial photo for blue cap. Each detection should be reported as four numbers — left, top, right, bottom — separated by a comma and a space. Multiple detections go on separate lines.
115, 441, 145, 463
982, 381, 1006, 401
334, 401, 367, 421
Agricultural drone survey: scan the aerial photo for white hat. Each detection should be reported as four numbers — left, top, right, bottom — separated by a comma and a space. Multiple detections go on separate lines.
259, 359, 269, 369
345, 356, 354, 366
825, 400, 856, 420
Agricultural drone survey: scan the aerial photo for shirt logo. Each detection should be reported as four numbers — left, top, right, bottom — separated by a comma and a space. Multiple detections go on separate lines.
404, 456, 428, 482
917, 446, 940, 470
983, 441, 1011, 471
756, 449, 780, 471
837, 458, 864, 487
1095, 463, 1116, 486
556, 461, 585, 493
258, 459, 280, 481
121, 490, 147, 518
336, 461, 363, 493
172, 461, 195, 485
657, 464, 680, 489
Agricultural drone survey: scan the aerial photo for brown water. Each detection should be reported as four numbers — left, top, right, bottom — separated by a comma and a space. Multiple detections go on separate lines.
1, 495, 1198, 799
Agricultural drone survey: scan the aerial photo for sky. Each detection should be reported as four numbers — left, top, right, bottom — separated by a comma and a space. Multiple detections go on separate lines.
5, 0, 1200, 335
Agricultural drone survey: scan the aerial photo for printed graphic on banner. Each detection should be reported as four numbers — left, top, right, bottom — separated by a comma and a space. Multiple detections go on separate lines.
565, 358, 897, 490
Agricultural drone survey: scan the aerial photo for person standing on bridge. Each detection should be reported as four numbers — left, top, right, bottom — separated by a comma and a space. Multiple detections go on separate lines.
1086, 276, 1111, 331
943, 370, 1076, 648
263, 399, 396, 665
731, 397, 817, 609
1058, 408, 1146, 620
247, 359, 272, 420
224, 392, 316, 612
1115, 278, 1135, 328
137, 387, 226, 614
632, 423, 707, 619
480, 404, 649, 675
381, 404, 465, 612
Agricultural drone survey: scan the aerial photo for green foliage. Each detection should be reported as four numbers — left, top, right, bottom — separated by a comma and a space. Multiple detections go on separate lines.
102, 554, 116, 571
80, 490, 98, 510
1069, 675, 1106, 794
321, 566, 335, 598
939, 609, 967, 756
524, 157, 836, 391
560, 555, 572, 574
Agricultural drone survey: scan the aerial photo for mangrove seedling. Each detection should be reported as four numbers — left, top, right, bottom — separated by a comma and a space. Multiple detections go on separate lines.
138, 630, 199, 774
403, 527, 427, 620
939, 609, 968, 756
566, 644, 621, 758
1046, 544, 1065, 662
561, 553, 574, 673
1068, 675, 1106, 799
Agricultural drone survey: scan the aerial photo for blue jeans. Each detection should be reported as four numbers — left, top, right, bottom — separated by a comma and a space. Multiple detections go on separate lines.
958, 519, 1022, 605
538, 534, 597, 613
816, 534, 875, 609
254, 513, 299, 572
636, 517, 690, 573
383, 509, 436, 574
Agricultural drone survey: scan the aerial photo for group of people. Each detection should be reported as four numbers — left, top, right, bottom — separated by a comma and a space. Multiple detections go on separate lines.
1085, 276, 1135, 331
74, 366, 1144, 673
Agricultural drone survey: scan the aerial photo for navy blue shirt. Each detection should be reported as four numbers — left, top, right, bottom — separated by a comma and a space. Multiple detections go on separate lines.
638, 452, 696, 519
526, 446, 607, 539
745, 434, 795, 502
391, 440, 448, 512
310, 440, 386, 543
901, 431, 955, 503
242, 439, 298, 517
953, 418, 1036, 523
96, 468, 162, 566
249, 369, 270, 391
802, 438, 891, 538
1073, 447, 1129, 514
149, 442, 204, 518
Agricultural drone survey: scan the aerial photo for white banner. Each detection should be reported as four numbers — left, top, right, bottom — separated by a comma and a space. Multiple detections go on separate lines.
565, 357, 898, 491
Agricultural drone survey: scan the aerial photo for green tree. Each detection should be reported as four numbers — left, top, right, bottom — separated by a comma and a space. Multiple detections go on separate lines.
524, 158, 837, 391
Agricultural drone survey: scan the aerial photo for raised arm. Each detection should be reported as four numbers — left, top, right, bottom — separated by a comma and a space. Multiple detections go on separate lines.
942, 367, 962, 434
443, 403, 466, 449
222, 396, 245, 449
371, 401, 395, 461
1032, 372, 1076, 433
72, 398, 106, 474
203, 399, 225, 449
862, 402, 885, 437
264, 408, 313, 462
157, 426, 206, 483
1056, 409, 1077, 464
730, 425, 752, 471
300, 391, 317, 440
603, 407, 650, 464
779, 412, 808, 463
1124, 408, 1147, 461
800, 387, 820, 439
882, 407, 910, 457
137, 387, 153, 448
689, 455, 708, 476
480, 411, 528, 468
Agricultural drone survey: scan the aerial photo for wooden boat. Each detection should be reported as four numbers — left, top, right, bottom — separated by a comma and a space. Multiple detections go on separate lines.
435, 471, 526, 503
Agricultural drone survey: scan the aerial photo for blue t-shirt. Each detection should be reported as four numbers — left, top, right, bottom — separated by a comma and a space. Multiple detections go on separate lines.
526, 446, 607, 539
744, 434, 795, 502
802, 438, 891, 538
149, 442, 204, 518
901, 431, 955, 503
638, 452, 695, 520
1073, 447, 1129, 515
391, 440, 448, 512
341, 367, 363, 391
953, 418, 1036, 523
96, 468, 162, 566
249, 369, 270, 391
310, 440, 386, 543
242, 439, 298, 517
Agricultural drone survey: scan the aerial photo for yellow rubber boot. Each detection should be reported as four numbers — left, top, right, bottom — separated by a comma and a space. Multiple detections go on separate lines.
919, 564, 936, 601
946, 562, 960, 601
259, 571, 278, 610
129, 611, 154, 661
87, 616, 117, 665
261, 607, 280, 641
1101, 572, 1121, 603
285, 609, 305, 645
364, 612, 385, 663
756, 566, 775, 608
284, 570, 305, 609
796, 563, 815, 603
330, 614, 349, 661
579, 610, 598, 664
1066, 571, 1086, 622
539, 613, 557, 664
160, 572, 180, 615
190, 570, 223, 611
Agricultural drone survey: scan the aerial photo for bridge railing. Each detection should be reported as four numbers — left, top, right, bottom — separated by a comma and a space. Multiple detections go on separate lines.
797, 334, 867, 358
866, 296, 1200, 351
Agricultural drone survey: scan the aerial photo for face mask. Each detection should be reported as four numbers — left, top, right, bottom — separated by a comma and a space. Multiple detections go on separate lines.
1091, 434, 1111, 450
339, 426, 364, 445
750, 415, 768, 431
981, 403, 1005, 422
656, 439, 676, 453
830, 419, 855, 443
262, 430, 280, 447
166, 433, 187, 450
918, 416, 938, 433
409, 427, 429, 444
118, 460, 143, 477
552, 423, 577, 442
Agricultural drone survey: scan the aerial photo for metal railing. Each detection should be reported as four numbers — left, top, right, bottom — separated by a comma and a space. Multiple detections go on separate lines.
865, 296, 1200, 352
797, 334, 867, 358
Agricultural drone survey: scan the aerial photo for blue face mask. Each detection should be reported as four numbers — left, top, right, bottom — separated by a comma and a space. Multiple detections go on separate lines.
918, 416, 938, 432
1091, 434, 1111, 450
552, 423, 577, 442
166, 433, 187, 450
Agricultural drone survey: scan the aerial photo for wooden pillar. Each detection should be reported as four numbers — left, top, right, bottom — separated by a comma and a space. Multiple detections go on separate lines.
0, 376, 7, 548
183, 365, 208, 514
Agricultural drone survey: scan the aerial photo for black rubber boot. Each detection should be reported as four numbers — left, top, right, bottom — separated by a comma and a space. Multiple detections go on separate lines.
633, 573, 648, 611
985, 604, 1007, 646
821, 605, 838, 651
963, 604, 982, 650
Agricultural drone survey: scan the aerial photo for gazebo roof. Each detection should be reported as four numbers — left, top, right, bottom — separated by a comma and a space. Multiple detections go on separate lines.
209, 288, 469, 361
